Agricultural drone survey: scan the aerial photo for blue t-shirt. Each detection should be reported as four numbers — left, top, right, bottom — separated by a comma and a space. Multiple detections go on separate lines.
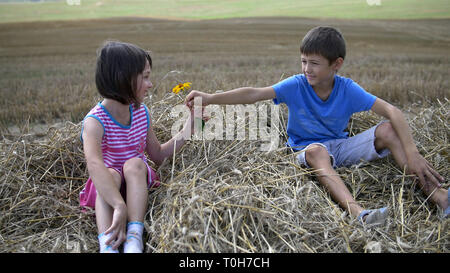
272, 74, 377, 150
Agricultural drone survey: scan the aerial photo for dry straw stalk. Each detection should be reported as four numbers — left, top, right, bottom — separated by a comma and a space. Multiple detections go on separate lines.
0, 97, 448, 253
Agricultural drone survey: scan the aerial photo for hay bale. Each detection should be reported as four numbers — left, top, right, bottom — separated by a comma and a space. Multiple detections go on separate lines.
0, 97, 448, 253
0, 121, 98, 252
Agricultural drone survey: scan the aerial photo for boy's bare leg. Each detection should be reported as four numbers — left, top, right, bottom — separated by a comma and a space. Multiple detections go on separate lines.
305, 145, 364, 218
375, 122, 448, 209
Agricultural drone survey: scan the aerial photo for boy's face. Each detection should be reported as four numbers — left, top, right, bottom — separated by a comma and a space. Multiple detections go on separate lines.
301, 53, 342, 90
136, 60, 152, 103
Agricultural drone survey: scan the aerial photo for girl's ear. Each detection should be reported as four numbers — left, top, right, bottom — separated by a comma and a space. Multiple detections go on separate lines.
333, 57, 344, 72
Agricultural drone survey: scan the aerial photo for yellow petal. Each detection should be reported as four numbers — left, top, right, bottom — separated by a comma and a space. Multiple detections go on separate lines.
172, 86, 180, 94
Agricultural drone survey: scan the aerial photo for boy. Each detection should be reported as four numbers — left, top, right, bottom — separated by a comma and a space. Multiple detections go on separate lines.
186, 26, 449, 224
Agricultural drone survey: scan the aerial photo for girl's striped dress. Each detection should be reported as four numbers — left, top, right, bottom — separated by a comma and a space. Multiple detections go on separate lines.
79, 102, 160, 209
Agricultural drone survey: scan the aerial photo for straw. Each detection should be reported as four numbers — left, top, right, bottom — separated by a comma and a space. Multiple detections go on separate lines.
0, 98, 448, 253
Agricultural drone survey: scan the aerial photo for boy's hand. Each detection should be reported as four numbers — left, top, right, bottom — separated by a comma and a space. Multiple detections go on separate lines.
407, 152, 444, 192
185, 90, 211, 109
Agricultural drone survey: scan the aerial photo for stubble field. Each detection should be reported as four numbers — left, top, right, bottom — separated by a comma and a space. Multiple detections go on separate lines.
0, 17, 449, 253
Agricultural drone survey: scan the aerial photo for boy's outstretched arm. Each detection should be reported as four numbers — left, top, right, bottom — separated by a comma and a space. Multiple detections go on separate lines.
185, 86, 276, 107
371, 98, 444, 189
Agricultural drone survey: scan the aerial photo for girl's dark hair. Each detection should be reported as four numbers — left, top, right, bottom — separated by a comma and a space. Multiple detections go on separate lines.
300, 26, 346, 64
95, 41, 152, 105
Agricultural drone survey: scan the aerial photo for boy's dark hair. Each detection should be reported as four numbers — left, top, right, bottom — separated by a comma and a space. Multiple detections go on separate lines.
95, 41, 152, 105
300, 26, 346, 64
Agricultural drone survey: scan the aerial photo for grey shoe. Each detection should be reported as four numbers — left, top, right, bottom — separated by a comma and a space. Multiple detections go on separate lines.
357, 207, 389, 226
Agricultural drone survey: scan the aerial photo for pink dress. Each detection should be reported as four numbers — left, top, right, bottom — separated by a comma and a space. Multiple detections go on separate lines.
79, 102, 160, 209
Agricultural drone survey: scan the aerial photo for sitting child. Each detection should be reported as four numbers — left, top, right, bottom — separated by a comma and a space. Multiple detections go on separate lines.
80, 41, 197, 252
185, 26, 449, 224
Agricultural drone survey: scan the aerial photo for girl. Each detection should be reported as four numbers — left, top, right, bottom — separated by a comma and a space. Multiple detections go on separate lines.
80, 41, 195, 253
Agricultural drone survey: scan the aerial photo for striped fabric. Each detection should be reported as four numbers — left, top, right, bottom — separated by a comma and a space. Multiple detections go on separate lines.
83, 102, 150, 170
79, 102, 152, 208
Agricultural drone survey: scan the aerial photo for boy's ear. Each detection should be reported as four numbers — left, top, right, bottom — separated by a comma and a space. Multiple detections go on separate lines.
332, 57, 344, 71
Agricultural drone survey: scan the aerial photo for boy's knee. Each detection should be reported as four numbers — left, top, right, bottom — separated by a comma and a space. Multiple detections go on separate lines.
305, 144, 331, 167
375, 122, 398, 148
123, 158, 147, 178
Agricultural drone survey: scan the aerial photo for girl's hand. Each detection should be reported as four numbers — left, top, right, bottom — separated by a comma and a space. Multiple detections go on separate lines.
183, 104, 209, 137
104, 203, 127, 250
185, 90, 211, 109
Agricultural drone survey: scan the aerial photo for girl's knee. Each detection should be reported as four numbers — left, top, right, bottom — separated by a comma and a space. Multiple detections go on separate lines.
123, 157, 147, 178
107, 168, 122, 188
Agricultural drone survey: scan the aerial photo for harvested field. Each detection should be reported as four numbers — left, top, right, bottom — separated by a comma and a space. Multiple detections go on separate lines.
0, 17, 449, 253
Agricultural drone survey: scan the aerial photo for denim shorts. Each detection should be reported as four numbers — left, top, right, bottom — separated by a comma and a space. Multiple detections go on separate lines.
297, 122, 390, 168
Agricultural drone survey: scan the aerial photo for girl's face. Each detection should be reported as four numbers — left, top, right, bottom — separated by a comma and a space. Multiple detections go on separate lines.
136, 59, 152, 103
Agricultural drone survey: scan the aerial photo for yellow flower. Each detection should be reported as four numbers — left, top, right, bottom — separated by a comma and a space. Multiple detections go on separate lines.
183, 82, 191, 89
172, 82, 192, 94
172, 84, 183, 94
